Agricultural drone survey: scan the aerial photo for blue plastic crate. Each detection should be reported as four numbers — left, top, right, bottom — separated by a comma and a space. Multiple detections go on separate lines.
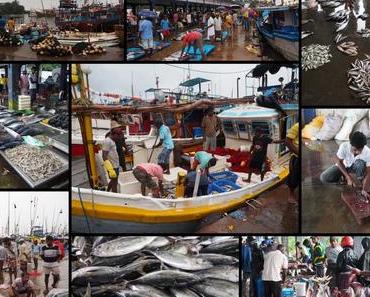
209, 171, 238, 183
192, 127, 203, 137
211, 180, 241, 194
282, 288, 295, 297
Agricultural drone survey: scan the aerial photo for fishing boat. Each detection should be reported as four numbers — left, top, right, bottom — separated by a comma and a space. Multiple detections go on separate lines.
55, 31, 120, 47
71, 64, 298, 233
256, 5, 299, 61
55, 0, 124, 32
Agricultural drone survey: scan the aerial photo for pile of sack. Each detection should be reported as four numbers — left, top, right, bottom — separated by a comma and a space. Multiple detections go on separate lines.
302, 109, 370, 141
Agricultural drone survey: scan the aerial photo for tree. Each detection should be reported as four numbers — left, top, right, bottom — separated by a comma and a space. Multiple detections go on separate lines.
0, 1, 26, 16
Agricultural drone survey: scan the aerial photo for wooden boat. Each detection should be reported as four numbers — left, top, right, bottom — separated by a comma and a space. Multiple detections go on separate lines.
56, 31, 120, 47
256, 5, 299, 61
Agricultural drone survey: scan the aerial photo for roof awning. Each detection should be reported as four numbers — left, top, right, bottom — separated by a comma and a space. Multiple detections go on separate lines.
180, 77, 211, 87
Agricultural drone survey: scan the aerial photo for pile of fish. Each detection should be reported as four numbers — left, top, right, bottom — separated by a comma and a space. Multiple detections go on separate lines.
48, 111, 69, 130
347, 55, 370, 103
0, 29, 22, 46
302, 44, 332, 71
357, 28, 370, 38
31, 36, 73, 56
72, 42, 106, 56
337, 41, 358, 56
4, 144, 64, 181
72, 236, 239, 297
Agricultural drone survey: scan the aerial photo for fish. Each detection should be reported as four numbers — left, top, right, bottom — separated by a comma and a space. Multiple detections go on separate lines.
92, 237, 157, 258
83, 283, 91, 297
20, 127, 42, 136
347, 56, 370, 103
200, 238, 239, 254
129, 284, 172, 297
129, 270, 202, 288
150, 251, 213, 271
301, 31, 314, 39
146, 237, 172, 250
3, 118, 21, 126
199, 236, 235, 246
8, 122, 24, 131
195, 265, 239, 283
336, 20, 349, 32
72, 266, 130, 286
302, 44, 332, 71
115, 290, 153, 297
91, 254, 141, 267
196, 253, 239, 265
337, 41, 358, 56
191, 279, 238, 297
169, 288, 202, 297
0, 141, 22, 150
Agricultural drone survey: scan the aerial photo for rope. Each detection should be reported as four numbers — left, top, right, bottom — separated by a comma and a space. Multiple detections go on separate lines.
78, 187, 92, 234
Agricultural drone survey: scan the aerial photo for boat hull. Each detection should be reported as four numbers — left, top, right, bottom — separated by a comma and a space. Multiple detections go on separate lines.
71, 167, 289, 233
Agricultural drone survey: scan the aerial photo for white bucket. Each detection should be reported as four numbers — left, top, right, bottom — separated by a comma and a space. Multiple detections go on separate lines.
294, 282, 306, 297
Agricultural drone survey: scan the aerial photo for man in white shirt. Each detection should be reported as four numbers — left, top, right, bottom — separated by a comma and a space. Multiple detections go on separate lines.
206, 13, 215, 41
262, 244, 288, 297
320, 131, 370, 199
325, 236, 342, 287
214, 13, 222, 43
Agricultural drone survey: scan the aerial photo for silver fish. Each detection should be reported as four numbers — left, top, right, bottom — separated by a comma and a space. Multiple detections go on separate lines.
191, 279, 238, 297
195, 265, 239, 283
151, 251, 213, 271
92, 236, 157, 257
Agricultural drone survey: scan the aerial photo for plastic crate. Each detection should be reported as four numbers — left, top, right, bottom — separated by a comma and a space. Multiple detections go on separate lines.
209, 179, 241, 194
282, 288, 295, 297
192, 127, 203, 137
209, 171, 238, 183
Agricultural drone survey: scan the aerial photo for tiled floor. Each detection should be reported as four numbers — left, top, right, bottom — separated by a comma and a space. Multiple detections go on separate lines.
302, 139, 370, 232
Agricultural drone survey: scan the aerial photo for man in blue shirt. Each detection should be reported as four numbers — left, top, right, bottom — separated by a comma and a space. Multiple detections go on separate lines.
154, 119, 174, 174
160, 15, 171, 42
242, 237, 253, 297
0, 16, 6, 30
139, 17, 154, 55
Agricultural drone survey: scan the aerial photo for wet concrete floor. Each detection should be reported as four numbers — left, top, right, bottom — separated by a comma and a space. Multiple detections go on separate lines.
302, 139, 370, 232
0, 45, 123, 61
138, 25, 285, 61
302, 0, 370, 106
0, 256, 69, 296
198, 182, 299, 233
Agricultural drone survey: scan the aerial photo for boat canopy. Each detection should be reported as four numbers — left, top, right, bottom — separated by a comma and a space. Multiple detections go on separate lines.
252, 64, 298, 77
218, 105, 279, 119
180, 77, 211, 87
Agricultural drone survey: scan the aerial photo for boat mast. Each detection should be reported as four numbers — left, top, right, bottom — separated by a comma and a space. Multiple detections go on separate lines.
7, 193, 10, 236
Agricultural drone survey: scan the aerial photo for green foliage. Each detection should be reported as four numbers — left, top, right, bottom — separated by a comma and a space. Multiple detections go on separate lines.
41, 64, 61, 71
0, 1, 26, 16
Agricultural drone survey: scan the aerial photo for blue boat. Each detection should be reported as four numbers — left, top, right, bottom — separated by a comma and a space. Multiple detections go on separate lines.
256, 5, 299, 61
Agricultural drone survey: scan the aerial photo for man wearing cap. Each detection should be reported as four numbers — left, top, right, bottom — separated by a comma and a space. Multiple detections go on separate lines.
201, 108, 221, 151
133, 163, 164, 198
102, 121, 124, 192
153, 119, 174, 174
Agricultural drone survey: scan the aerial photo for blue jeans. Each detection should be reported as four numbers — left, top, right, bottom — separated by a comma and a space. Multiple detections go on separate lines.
320, 159, 366, 183
158, 148, 172, 164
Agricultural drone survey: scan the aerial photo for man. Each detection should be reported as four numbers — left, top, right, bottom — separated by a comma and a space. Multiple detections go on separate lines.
286, 122, 299, 204
311, 236, 325, 277
4, 238, 17, 284
262, 241, 288, 297
320, 131, 370, 199
250, 239, 264, 297
18, 239, 30, 274
31, 239, 41, 272
28, 67, 38, 107
160, 15, 171, 42
303, 238, 314, 263
205, 13, 215, 42
0, 16, 6, 30
102, 121, 123, 193
358, 237, 370, 287
40, 235, 61, 295
225, 12, 233, 37
336, 236, 359, 289
139, 17, 154, 55
247, 127, 284, 183
154, 119, 174, 174
192, 151, 217, 173
214, 13, 223, 43
11, 272, 36, 297
242, 237, 253, 297
186, 11, 192, 28
325, 236, 342, 287
133, 163, 164, 198
202, 108, 221, 151
0, 239, 6, 284
295, 241, 310, 264
180, 31, 205, 60
19, 70, 29, 95
6, 17, 15, 34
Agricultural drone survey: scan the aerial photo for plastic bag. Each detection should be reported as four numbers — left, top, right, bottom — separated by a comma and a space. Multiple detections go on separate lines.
335, 109, 367, 140
353, 117, 370, 138
315, 114, 343, 140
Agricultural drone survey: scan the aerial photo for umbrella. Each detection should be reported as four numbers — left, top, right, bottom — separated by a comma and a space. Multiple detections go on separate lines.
138, 9, 157, 18
216, 6, 226, 10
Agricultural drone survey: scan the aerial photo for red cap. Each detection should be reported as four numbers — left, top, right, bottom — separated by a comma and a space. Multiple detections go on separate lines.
341, 236, 354, 247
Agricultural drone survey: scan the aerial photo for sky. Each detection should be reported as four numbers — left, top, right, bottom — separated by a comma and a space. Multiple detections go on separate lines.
0, 0, 120, 10
85, 64, 298, 99
0, 192, 69, 236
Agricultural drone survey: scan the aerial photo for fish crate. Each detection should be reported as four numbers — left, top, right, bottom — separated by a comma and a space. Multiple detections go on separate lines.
281, 288, 295, 297
17, 95, 31, 110
209, 171, 238, 183
208, 179, 241, 194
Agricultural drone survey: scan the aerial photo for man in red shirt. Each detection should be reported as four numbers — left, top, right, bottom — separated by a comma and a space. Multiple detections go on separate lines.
180, 31, 205, 60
